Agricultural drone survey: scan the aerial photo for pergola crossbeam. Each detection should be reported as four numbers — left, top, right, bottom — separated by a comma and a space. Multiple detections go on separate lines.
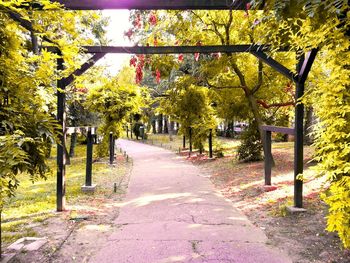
298, 49, 318, 84
250, 50, 296, 82
79, 45, 277, 54
64, 53, 106, 86
52, 0, 253, 10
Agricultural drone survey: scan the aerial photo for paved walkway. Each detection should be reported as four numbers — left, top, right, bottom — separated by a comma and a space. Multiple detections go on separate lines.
91, 139, 292, 263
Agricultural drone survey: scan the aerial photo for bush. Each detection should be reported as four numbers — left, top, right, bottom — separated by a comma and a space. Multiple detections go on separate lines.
237, 121, 263, 162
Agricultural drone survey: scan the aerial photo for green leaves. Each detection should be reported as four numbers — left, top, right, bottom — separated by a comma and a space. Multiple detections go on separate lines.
0, 0, 107, 208
86, 66, 149, 156
0, 132, 31, 209
160, 80, 217, 148
255, 0, 350, 249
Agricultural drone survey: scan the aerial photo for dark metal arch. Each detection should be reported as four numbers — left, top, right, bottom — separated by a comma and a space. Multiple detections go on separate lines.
6, 0, 317, 211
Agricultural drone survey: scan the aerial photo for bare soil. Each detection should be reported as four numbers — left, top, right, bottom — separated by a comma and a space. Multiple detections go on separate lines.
193, 147, 350, 263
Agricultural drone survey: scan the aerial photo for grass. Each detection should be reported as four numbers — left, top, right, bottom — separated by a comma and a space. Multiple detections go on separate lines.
138, 133, 241, 156
1, 142, 130, 245
136, 133, 297, 158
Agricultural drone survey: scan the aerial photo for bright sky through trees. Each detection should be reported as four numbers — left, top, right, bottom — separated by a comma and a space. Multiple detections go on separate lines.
97, 10, 132, 75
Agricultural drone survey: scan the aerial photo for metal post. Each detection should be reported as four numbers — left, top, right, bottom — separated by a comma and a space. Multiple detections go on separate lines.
113, 136, 115, 159
85, 127, 93, 186
189, 127, 192, 153
264, 130, 272, 185
56, 56, 66, 212
183, 135, 186, 149
109, 132, 114, 165
209, 129, 213, 158
294, 55, 305, 208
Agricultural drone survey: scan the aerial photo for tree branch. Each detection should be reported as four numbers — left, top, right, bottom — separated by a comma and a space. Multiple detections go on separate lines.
230, 60, 248, 89
190, 11, 225, 45
225, 10, 233, 44
190, 10, 210, 27
211, 21, 225, 45
257, 100, 295, 109
252, 60, 263, 94
203, 78, 244, 90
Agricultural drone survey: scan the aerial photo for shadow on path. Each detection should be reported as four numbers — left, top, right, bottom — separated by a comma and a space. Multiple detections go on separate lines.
91, 139, 292, 263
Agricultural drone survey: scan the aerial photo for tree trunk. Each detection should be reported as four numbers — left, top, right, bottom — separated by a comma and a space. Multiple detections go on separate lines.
152, 120, 156, 134
246, 93, 275, 165
69, 133, 77, 157
31, 31, 39, 54
164, 116, 169, 134
170, 121, 175, 133
158, 114, 163, 133
64, 144, 71, 165
224, 120, 229, 137
232, 117, 236, 138
247, 94, 264, 141
175, 122, 180, 134
169, 120, 175, 141
304, 107, 314, 145
229, 121, 234, 138
45, 139, 52, 158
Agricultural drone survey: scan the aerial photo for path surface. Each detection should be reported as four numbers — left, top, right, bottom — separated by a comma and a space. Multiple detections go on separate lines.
91, 139, 292, 263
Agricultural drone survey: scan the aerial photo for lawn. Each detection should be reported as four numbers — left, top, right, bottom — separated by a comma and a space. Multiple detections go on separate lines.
1, 142, 130, 246
139, 133, 241, 156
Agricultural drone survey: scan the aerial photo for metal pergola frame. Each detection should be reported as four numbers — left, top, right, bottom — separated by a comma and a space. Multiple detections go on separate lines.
53, 0, 251, 10
10, 0, 317, 211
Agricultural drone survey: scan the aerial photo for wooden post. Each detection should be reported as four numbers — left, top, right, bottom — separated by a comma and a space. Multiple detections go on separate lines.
264, 130, 272, 185
189, 127, 192, 153
85, 127, 93, 186
109, 132, 114, 165
294, 55, 305, 208
126, 126, 129, 138
209, 129, 213, 158
183, 135, 186, 149
56, 56, 66, 212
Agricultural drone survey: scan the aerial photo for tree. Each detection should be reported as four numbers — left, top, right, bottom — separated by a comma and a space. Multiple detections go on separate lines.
0, 1, 107, 254
128, 10, 295, 160
66, 66, 108, 157
160, 76, 217, 152
86, 66, 149, 156
251, 0, 350, 248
